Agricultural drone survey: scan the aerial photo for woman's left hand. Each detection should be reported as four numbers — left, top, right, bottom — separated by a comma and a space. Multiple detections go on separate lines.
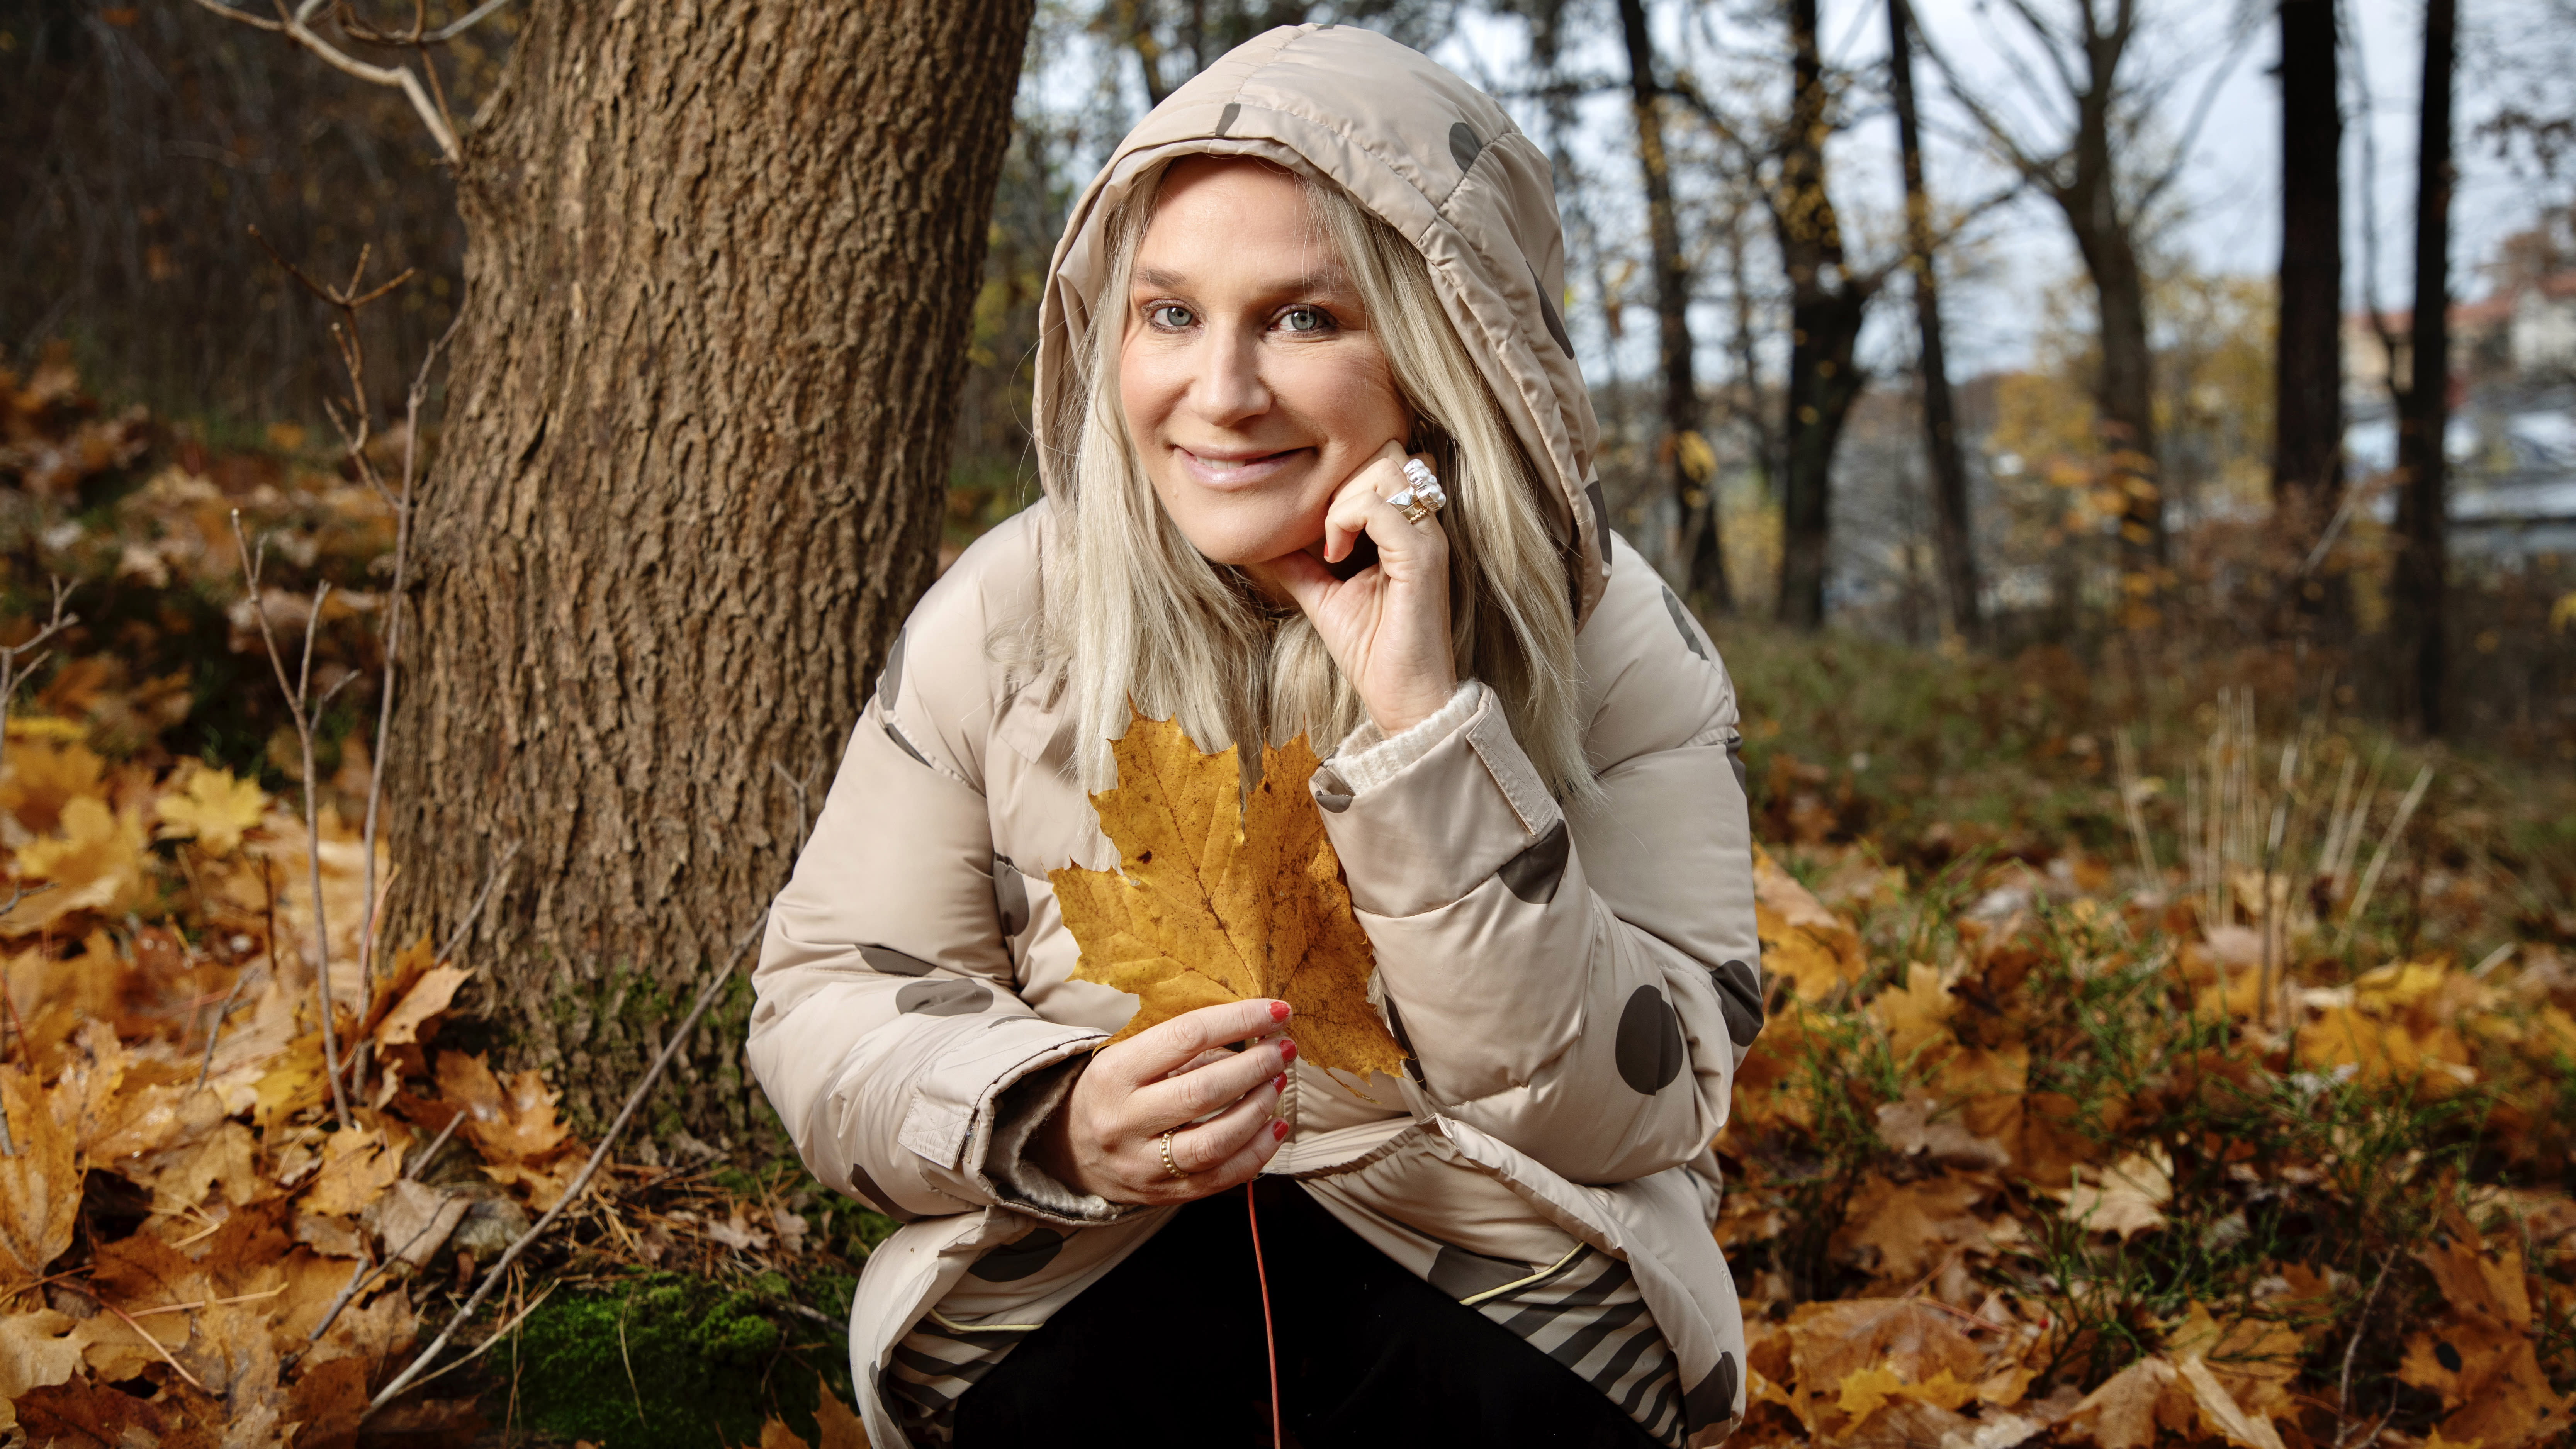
1252, 440, 1457, 735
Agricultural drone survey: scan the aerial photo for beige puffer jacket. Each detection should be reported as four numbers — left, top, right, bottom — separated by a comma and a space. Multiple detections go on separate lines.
748, 24, 1763, 1447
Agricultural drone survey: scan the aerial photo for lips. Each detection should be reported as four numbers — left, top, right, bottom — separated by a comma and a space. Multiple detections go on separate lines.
1175, 445, 1312, 490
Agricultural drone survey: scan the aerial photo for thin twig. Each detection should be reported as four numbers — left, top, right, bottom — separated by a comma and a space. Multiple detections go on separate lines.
363, 921, 764, 1420
386, 1279, 559, 1398
194, 966, 255, 1090
233, 513, 352, 1131
2336, 1251, 2397, 1435
188, 0, 462, 162
406, 1110, 465, 1182
65, 1290, 209, 1393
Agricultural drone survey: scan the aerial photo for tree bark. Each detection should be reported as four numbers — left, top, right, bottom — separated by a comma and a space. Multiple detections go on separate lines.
1616, 0, 1731, 611
2275, 0, 2345, 594
386, 0, 1037, 1139
1774, 0, 1877, 631
1887, 0, 1982, 644
2395, 0, 2454, 735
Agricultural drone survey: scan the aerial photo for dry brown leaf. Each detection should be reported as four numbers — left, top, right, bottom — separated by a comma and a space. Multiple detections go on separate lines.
1835, 1362, 1978, 1420
377, 1180, 469, 1268
2059, 1357, 2189, 1449
2175, 1354, 2285, 1449
2054, 1151, 2170, 1240
2397, 1210, 2573, 1447
1877, 1094, 2009, 1168
436, 1051, 571, 1166
301, 1126, 399, 1217
0, 1307, 84, 1399
1753, 845, 1866, 999
1050, 710, 1400, 1082
0, 1066, 79, 1290
1834, 1172, 2000, 1285
1783, 1298, 1982, 1438
374, 963, 468, 1050
812, 1378, 870, 1449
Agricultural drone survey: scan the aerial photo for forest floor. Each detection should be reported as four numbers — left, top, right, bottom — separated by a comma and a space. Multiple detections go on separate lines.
3, 356, 2575, 1447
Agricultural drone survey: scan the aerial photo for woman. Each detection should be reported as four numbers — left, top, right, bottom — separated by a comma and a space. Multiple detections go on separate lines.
749, 24, 1764, 1449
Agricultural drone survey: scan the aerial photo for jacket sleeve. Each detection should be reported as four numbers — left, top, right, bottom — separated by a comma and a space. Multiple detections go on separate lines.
745, 560, 1120, 1229
1312, 570, 1764, 1186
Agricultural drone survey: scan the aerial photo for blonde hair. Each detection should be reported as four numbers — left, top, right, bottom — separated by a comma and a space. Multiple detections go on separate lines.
1043, 158, 1594, 803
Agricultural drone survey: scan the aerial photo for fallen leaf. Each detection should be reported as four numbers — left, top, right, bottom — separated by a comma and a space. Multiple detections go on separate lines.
2176, 1354, 2285, 1449
1754, 846, 1867, 999
1871, 965, 1955, 1061
153, 767, 266, 856
376, 1180, 468, 1268
812, 1378, 868, 1449
1834, 1172, 2001, 1285
1837, 1362, 1978, 1420
0, 739, 106, 836
1784, 1298, 1982, 1438
435, 1052, 569, 1165
1878, 1094, 2009, 1168
10, 795, 150, 930
2059, 1357, 2190, 1449
0, 1308, 83, 1398
302, 1127, 399, 1217
0, 1066, 79, 1290
373, 964, 468, 1050
2056, 1151, 2170, 1240
1050, 710, 1401, 1081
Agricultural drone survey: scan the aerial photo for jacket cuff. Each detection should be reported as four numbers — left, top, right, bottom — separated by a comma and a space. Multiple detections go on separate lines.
1311, 683, 1564, 919
976, 1054, 1135, 1226
1326, 680, 1483, 796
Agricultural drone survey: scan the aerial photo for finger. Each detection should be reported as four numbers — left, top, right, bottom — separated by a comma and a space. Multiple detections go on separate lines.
1111, 998, 1292, 1087
1261, 546, 1340, 616
1323, 441, 1411, 561
1164, 1046, 1234, 1078
1185, 1095, 1292, 1193
1334, 485, 1445, 580
1137, 1033, 1292, 1130
1164, 1073, 1285, 1179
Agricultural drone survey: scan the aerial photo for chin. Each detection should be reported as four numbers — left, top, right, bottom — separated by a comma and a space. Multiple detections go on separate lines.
1161, 501, 1319, 569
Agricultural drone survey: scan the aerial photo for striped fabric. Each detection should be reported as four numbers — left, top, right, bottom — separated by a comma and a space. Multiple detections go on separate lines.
884, 1244, 1681, 1447
885, 1309, 1039, 1446
1470, 1245, 1684, 1447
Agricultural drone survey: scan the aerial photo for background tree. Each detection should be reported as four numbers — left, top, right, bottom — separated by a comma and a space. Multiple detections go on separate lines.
2274, 0, 2345, 604
2393, 0, 2457, 735
1924, 0, 2256, 582
1617, 0, 1731, 610
372, 0, 1039, 1133
1887, 0, 1982, 644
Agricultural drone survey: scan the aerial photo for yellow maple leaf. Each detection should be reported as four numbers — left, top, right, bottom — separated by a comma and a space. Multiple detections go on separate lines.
154, 765, 267, 856
10, 794, 148, 929
1049, 709, 1401, 1084
1837, 1364, 1977, 1421
0, 1067, 78, 1292
1752, 846, 1865, 999
0, 738, 104, 836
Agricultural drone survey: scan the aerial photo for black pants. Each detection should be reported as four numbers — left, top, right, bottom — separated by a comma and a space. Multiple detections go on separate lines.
952, 1178, 1667, 1449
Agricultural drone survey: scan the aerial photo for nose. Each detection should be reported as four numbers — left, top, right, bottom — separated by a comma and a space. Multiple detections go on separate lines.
1188, 322, 1271, 429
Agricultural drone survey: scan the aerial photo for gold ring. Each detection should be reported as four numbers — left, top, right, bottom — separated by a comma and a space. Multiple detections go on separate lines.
1400, 499, 1434, 526
1159, 1129, 1187, 1180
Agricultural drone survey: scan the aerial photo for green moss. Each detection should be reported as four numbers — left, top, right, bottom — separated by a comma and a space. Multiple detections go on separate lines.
504, 1273, 852, 1448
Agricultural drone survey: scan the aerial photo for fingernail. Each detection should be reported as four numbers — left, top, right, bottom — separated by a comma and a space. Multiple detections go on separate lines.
1272, 1120, 1289, 1140
1273, 1074, 1287, 1093
1269, 1001, 1292, 1021
1278, 1039, 1298, 1064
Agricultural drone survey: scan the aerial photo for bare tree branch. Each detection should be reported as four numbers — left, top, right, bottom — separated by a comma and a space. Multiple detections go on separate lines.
186, 0, 464, 164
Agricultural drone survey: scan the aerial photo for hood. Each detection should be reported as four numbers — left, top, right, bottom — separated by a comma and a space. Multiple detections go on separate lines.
1032, 22, 1613, 626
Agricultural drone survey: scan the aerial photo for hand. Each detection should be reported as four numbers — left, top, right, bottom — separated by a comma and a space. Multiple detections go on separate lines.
1249, 440, 1458, 735
1030, 999, 1295, 1205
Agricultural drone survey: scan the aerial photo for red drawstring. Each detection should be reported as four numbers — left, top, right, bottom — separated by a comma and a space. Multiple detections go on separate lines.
1246, 1182, 1282, 1447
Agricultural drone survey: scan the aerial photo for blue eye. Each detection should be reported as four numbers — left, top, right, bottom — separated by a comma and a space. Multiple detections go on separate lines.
1281, 307, 1329, 334
1149, 304, 1194, 329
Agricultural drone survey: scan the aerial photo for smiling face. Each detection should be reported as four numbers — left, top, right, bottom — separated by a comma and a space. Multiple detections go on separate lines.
1116, 158, 1411, 569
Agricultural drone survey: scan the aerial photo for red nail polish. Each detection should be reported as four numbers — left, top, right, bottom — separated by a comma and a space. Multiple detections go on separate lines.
1272, 1120, 1289, 1140
1279, 1039, 1298, 1064
1269, 1001, 1292, 1022
1273, 1074, 1287, 1092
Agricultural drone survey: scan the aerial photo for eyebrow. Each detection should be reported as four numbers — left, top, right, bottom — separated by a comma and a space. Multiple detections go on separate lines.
1131, 264, 1353, 295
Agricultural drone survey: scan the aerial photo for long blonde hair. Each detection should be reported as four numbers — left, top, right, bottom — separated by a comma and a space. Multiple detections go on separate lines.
1043, 159, 1593, 802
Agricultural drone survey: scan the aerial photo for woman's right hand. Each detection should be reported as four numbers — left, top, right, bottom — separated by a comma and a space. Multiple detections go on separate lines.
1030, 999, 1296, 1205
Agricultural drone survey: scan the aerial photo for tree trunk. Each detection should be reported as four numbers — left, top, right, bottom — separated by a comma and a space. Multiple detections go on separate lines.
1616, 0, 1730, 612
2395, 0, 2454, 735
1773, 0, 1876, 631
2038, 14, 2163, 577
2275, 0, 2346, 603
386, 0, 1037, 1140
1887, 0, 1982, 644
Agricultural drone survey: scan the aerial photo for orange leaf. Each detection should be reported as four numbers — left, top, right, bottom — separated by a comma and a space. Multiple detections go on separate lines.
0, 1067, 78, 1291
1049, 710, 1400, 1084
